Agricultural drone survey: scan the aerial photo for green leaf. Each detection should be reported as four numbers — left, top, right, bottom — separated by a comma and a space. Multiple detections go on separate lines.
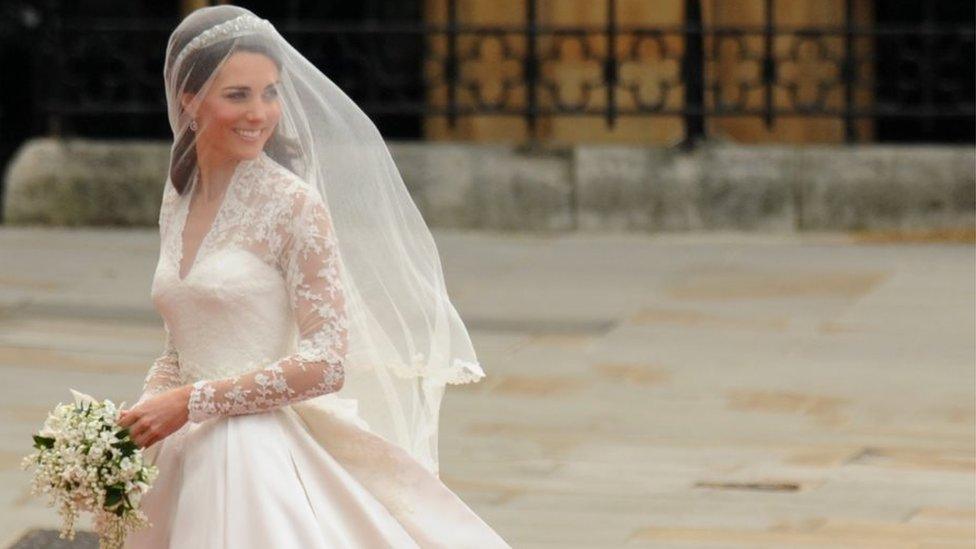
104, 491, 122, 507
32, 435, 55, 450
104, 484, 125, 508
112, 439, 139, 457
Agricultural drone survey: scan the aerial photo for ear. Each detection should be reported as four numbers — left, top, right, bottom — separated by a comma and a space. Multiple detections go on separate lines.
180, 92, 197, 116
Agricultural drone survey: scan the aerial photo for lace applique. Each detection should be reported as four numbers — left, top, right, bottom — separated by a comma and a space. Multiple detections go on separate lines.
132, 181, 185, 408
187, 358, 345, 423
182, 155, 349, 423
382, 352, 486, 385
159, 176, 180, 234
136, 322, 183, 406
133, 176, 194, 409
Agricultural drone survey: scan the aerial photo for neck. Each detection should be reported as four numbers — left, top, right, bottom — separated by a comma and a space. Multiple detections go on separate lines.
194, 146, 239, 201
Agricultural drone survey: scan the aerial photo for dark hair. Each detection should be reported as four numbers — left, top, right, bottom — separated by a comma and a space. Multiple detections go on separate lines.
167, 21, 300, 195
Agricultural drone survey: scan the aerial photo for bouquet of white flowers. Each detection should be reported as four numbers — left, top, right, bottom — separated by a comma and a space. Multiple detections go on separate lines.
21, 389, 159, 549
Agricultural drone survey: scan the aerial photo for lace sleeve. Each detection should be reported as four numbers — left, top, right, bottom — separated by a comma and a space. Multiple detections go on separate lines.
135, 323, 183, 406
185, 188, 349, 423
134, 183, 184, 407
158, 180, 178, 237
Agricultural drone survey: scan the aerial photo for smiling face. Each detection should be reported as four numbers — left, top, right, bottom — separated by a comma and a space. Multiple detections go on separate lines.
182, 50, 282, 164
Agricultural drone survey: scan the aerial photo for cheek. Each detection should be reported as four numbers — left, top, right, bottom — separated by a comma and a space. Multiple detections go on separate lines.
216, 106, 246, 129
203, 101, 245, 130
269, 104, 283, 126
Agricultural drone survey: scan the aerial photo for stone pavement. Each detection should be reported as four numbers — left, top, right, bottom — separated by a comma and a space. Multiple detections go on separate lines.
0, 227, 973, 548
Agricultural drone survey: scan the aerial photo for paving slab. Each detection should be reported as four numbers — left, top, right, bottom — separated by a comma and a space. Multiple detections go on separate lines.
0, 227, 972, 548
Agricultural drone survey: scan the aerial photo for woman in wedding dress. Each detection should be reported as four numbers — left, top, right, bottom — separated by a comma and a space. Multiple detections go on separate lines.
116, 6, 510, 548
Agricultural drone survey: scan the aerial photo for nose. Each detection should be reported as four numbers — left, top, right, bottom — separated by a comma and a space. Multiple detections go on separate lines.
246, 103, 268, 123
246, 96, 275, 123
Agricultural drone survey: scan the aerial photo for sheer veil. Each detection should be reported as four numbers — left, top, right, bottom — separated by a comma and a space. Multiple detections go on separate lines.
164, 5, 485, 475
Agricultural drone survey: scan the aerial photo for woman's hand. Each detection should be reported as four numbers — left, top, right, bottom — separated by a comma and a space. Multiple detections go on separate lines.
117, 385, 192, 449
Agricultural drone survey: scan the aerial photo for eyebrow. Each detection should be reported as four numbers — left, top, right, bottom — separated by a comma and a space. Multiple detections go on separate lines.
221, 81, 281, 91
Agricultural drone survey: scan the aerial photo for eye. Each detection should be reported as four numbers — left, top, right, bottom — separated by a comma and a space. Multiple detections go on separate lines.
264, 87, 279, 99
226, 91, 247, 100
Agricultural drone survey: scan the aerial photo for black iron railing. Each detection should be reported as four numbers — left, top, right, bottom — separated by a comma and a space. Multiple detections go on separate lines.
7, 0, 976, 143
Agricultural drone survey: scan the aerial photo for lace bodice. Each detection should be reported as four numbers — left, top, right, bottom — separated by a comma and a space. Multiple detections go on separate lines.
137, 151, 348, 423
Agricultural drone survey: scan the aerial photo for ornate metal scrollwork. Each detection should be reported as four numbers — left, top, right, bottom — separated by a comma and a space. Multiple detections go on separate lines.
22, 0, 976, 142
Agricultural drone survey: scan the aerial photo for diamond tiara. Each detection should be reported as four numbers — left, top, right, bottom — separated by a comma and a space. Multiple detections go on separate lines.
173, 14, 275, 69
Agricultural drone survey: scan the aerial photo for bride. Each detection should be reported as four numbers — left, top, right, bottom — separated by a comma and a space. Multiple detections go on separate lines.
116, 5, 510, 548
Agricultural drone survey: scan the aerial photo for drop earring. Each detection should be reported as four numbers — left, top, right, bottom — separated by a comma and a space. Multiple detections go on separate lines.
190, 118, 199, 132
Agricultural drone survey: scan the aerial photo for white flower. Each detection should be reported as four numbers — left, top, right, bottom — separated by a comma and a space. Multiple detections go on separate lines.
69, 388, 97, 408
22, 391, 159, 548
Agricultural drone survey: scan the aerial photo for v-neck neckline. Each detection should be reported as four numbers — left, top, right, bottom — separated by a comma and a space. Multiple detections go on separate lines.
176, 158, 249, 283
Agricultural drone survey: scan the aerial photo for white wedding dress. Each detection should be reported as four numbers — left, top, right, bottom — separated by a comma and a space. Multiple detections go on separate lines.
124, 151, 509, 548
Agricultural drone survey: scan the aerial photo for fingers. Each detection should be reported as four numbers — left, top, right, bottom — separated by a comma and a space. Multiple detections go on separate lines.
116, 403, 179, 449
117, 410, 149, 447
141, 428, 166, 449
130, 420, 163, 449
132, 422, 155, 448
130, 427, 150, 449
117, 408, 137, 428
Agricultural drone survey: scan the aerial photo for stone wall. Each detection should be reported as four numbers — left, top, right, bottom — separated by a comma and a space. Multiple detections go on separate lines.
3, 137, 974, 232
2, 139, 169, 226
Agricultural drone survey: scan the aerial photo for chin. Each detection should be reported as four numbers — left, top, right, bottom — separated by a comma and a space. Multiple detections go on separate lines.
236, 144, 266, 160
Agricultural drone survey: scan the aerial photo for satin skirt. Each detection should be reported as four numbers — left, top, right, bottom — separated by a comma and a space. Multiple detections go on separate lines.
123, 402, 510, 548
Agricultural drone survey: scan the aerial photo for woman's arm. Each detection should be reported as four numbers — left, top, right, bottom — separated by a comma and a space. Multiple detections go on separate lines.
135, 183, 183, 407
185, 188, 349, 423
134, 322, 184, 407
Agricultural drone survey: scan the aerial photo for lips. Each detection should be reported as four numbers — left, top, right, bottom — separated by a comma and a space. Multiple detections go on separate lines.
234, 128, 263, 142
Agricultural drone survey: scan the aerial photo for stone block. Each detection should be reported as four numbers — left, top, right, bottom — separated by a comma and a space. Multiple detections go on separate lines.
697, 144, 799, 231
797, 146, 976, 231
3, 138, 168, 226
389, 142, 480, 229
470, 146, 574, 231
575, 146, 705, 231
